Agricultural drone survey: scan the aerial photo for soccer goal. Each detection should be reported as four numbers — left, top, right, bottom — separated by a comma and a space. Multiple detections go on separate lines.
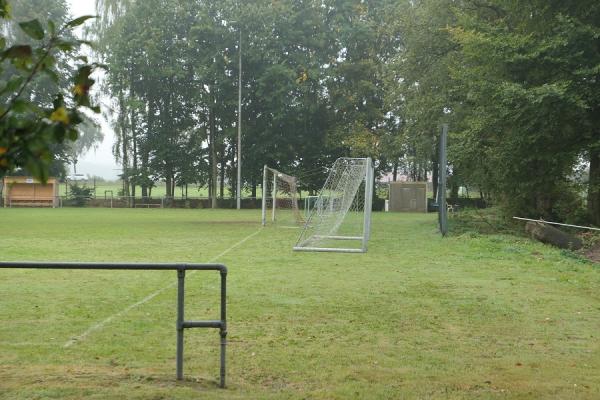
261, 166, 304, 227
294, 157, 374, 253
303, 195, 320, 217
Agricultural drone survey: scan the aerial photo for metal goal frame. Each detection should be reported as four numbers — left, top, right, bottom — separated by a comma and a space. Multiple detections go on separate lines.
294, 157, 374, 253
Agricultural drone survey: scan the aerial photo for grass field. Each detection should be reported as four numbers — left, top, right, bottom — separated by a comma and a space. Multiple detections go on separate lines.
0, 209, 599, 399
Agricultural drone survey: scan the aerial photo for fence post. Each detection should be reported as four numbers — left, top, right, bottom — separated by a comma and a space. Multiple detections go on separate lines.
176, 268, 185, 380
219, 269, 227, 388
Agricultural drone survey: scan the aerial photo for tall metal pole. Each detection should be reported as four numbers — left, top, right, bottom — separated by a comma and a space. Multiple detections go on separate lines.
236, 27, 242, 210
272, 173, 277, 222
438, 124, 448, 236
261, 165, 268, 226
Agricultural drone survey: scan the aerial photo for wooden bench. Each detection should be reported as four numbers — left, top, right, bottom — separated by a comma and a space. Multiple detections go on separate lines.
9, 197, 55, 207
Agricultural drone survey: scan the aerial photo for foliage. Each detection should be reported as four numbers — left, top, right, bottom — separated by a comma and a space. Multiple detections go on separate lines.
390, 0, 600, 224
447, 0, 599, 221
0, 1, 100, 182
68, 182, 93, 206
450, 207, 524, 236
91, 0, 600, 223
96, 0, 401, 202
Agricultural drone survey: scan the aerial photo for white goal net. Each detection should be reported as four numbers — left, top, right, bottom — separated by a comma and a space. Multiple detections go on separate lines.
294, 157, 374, 253
261, 166, 304, 227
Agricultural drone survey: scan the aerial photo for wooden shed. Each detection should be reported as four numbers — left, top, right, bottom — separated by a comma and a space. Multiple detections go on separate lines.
2, 176, 59, 207
388, 182, 428, 213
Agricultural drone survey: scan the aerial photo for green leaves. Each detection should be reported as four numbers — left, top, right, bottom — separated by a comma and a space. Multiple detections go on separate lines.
19, 19, 44, 40
65, 15, 96, 28
0, 6, 100, 182
0, 0, 9, 18
1, 45, 32, 60
1, 75, 24, 94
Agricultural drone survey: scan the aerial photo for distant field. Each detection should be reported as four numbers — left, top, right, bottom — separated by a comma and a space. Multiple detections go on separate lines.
0, 209, 599, 399
61, 182, 216, 198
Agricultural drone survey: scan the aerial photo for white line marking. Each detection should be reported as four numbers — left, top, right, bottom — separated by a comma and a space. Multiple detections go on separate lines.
63, 228, 262, 348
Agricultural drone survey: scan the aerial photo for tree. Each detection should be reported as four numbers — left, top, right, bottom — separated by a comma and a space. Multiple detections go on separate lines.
449, 0, 600, 221
0, 0, 100, 181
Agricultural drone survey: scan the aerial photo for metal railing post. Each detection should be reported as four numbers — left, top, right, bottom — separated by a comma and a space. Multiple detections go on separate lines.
176, 268, 185, 380
0, 262, 227, 388
219, 270, 227, 388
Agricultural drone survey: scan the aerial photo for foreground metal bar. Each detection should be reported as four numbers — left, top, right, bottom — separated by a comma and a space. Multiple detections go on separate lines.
176, 269, 185, 381
0, 261, 227, 388
292, 246, 365, 253
312, 235, 364, 240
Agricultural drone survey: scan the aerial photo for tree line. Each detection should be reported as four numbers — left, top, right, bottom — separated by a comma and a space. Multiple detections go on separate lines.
395, 0, 599, 224
96, 0, 402, 204
1, 0, 598, 225
98, 0, 600, 224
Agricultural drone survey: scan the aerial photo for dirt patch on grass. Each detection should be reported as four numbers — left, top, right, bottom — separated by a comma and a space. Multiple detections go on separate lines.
583, 242, 600, 263
0, 364, 218, 391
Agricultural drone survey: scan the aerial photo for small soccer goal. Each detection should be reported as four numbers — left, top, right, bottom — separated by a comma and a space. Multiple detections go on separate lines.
303, 195, 320, 218
261, 166, 304, 227
294, 157, 374, 253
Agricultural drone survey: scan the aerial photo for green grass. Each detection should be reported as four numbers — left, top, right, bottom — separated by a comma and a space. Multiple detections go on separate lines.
0, 209, 599, 399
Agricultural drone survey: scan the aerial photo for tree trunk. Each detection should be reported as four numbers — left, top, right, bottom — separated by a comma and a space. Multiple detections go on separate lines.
129, 67, 137, 200
141, 99, 154, 200
209, 93, 217, 209
141, 151, 148, 199
392, 160, 398, 182
118, 91, 130, 204
219, 147, 225, 199
166, 174, 172, 199
450, 179, 459, 199
588, 148, 600, 225
525, 221, 583, 250
230, 141, 236, 199
432, 155, 439, 201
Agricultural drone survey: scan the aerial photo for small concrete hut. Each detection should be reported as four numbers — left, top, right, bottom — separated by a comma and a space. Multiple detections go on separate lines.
388, 182, 428, 213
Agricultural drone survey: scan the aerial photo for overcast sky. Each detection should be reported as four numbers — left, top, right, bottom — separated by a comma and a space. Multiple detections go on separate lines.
67, 0, 119, 179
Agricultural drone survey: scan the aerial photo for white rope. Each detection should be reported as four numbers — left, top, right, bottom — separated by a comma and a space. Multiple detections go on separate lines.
513, 217, 600, 232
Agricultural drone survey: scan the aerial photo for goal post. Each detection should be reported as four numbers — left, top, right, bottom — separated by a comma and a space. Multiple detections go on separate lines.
294, 157, 374, 253
261, 165, 304, 227
303, 195, 320, 217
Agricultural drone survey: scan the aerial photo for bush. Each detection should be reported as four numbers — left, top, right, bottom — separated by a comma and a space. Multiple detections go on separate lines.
69, 184, 94, 207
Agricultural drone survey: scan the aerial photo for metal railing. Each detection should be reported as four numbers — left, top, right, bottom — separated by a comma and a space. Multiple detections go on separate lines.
0, 261, 228, 388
